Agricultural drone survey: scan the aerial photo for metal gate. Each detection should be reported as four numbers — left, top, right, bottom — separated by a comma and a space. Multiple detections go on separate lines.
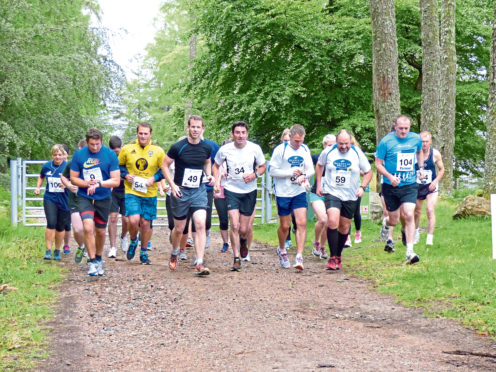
9, 158, 276, 227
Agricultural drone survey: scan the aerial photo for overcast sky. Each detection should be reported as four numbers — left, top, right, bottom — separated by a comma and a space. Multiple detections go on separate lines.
93, 0, 163, 79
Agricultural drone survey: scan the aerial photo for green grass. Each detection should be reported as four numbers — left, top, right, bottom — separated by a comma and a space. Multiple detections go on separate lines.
0, 214, 65, 370
253, 197, 496, 337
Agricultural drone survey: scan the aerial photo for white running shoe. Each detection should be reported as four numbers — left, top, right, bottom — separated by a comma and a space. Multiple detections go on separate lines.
380, 218, 390, 242
179, 251, 188, 261
97, 260, 104, 276
319, 244, 328, 259
121, 236, 128, 252
413, 228, 420, 244
344, 235, 352, 248
88, 261, 98, 276
312, 242, 321, 257
426, 234, 434, 246
293, 255, 304, 271
276, 247, 290, 269
108, 247, 117, 258
354, 231, 362, 244
406, 253, 420, 265
242, 253, 251, 262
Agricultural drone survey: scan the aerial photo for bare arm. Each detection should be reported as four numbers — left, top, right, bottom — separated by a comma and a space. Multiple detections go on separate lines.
315, 163, 324, 196
375, 157, 400, 187
34, 175, 44, 195
430, 149, 445, 191
356, 169, 373, 198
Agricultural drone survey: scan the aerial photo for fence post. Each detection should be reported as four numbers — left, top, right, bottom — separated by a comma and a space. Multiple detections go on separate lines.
10, 159, 18, 226
264, 161, 272, 223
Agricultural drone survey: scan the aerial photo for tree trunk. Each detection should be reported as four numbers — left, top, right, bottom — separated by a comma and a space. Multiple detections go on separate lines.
184, 34, 197, 132
370, 0, 401, 191
420, 0, 441, 137
439, 0, 456, 194
484, 0, 496, 195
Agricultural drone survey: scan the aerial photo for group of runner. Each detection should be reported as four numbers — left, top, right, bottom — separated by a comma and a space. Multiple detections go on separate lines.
36, 114, 443, 276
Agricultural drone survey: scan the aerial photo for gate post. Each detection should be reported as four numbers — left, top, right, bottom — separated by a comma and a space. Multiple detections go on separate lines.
10, 159, 18, 226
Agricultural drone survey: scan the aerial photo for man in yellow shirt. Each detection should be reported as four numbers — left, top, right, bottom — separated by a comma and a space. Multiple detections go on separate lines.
118, 122, 165, 265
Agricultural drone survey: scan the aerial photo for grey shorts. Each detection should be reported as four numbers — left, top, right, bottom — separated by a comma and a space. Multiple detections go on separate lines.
170, 184, 208, 220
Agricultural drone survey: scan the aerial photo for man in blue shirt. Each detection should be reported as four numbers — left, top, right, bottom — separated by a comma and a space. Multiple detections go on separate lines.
375, 115, 424, 264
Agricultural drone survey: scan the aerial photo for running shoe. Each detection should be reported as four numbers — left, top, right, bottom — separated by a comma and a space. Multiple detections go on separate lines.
97, 260, 104, 276
335, 256, 342, 270
320, 245, 328, 259
169, 254, 178, 271
43, 249, 52, 260
74, 247, 84, 264
406, 253, 420, 265
194, 263, 210, 276
146, 241, 152, 251
221, 243, 229, 253
140, 251, 151, 265
186, 237, 194, 248
240, 238, 249, 260
380, 218, 390, 242
108, 247, 117, 258
326, 257, 337, 271
426, 234, 434, 246
413, 228, 420, 244
88, 261, 98, 276
284, 239, 292, 250
384, 239, 395, 252
206, 231, 211, 249
179, 251, 188, 261
276, 247, 291, 269
63, 245, 71, 254
53, 249, 61, 261
354, 232, 362, 244
312, 242, 321, 257
127, 239, 138, 260
121, 235, 128, 252
230, 257, 241, 272
344, 235, 352, 248
401, 230, 407, 246
293, 255, 304, 271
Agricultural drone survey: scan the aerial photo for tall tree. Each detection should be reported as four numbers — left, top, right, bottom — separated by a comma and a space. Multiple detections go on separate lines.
420, 0, 441, 137
439, 0, 456, 194
369, 0, 401, 144
484, 0, 496, 195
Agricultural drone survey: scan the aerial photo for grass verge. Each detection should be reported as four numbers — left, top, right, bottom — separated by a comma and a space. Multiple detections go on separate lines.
0, 214, 65, 370
253, 197, 496, 337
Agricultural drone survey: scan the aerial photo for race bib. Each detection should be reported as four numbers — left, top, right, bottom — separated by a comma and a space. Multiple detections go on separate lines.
330, 170, 351, 188
82, 167, 103, 183
182, 168, 202, 188
47, 177, 64, 193
132, 176, 148, 193
417, 169, 433, 184
396, 152, 414, 172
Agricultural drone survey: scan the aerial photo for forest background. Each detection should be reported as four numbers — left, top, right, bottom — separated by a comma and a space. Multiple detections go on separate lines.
0, 0, 494, 193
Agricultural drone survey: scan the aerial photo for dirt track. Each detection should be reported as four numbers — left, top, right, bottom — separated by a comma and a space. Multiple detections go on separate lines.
40, 229, 496, 371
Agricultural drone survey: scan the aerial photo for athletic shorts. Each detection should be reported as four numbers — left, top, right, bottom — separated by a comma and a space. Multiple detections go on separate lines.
225, 189, 257, 216
171, 185, 208, 220
309, 192, 324, 203
78, 196, 111, 229
382, 183, 418, 211
324, 194, 357, 220
417, 183, 438, 201
125, 194, 157, 221
43, 199, 70, 232
110, 190, 126, 214
276, 192, 307, 217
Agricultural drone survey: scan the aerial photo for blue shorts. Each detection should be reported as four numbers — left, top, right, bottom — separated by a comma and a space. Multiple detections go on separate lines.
125, 194, 157, 221
309, 192, 324, 203
276, 192, 307, 217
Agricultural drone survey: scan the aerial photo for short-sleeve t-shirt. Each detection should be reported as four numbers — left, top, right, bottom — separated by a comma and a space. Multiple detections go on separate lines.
203, 138, 220, 191
167, 138, 212, 189
70, 146, 119, 200
118, 140, 165, 197
318, 145, 371, 201
40, 160, 69, 211
214, 141, 265, 194
375, 132, 422, 187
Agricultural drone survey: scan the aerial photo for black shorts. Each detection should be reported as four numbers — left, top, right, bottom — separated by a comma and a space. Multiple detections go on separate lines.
225, 189, 257, 216
382, 183, 418, 211
323, 194, 357, 220
78, 196, 112, 229
43, 199, 70, 232
417, 183, 437, 201
110, 190, 126, 214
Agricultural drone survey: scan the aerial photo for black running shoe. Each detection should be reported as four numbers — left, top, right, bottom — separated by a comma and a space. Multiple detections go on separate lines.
240, 238, 248, 259
384, 239, 395, 252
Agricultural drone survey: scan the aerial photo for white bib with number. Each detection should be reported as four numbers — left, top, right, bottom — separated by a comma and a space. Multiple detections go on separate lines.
417, 169, 433, 184
230, 162, 249, 180
396, 152, 414, 172
182, 168, 202, 188
82, 167, 103, 183
132, 176, 148, 193
330, 170, 351, 188
47, 177, 64, 193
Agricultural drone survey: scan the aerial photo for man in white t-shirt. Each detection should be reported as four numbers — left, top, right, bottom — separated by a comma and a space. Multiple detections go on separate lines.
269, 124, 314, 270
316, 129, 372, 271
213, 121, 266, 271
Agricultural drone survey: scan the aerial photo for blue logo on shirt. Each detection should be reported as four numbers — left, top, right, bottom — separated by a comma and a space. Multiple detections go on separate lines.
333, 159, 351, 171
288, 156, 304, 167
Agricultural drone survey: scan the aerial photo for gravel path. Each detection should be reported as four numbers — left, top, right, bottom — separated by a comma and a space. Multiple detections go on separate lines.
40, 229, 496, 371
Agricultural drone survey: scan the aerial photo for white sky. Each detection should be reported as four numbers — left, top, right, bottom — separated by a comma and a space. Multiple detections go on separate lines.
93, 0, 163, 80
